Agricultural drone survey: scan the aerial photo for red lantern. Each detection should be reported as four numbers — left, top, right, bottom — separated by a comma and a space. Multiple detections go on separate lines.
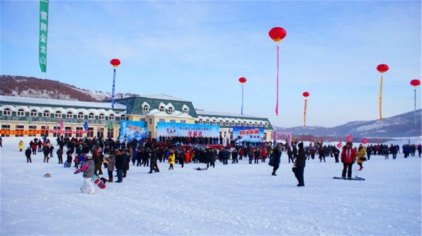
410, 79, 421, 87
110, 58, 121, 68
269, 27, 287, 42
376, 64, 389, 73
239, 77, 247, 84
303, 91, 310, 97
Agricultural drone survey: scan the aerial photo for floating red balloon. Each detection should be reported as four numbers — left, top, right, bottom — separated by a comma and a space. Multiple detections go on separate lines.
269, 27, 287, 42
110, 58, 121, 68
376, 64, 389, 73
303, 92, 310, 97
410, 79, 420, 87
239, 77, 247, 84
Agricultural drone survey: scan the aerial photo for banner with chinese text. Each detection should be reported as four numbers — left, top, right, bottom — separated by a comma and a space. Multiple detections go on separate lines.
156, 122, 220, 138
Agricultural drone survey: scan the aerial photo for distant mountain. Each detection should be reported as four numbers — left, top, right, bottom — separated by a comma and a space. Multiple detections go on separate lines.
275, 109, 422, 138
0, 75, 139, 102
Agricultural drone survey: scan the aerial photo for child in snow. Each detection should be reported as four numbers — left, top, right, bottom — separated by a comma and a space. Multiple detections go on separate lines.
74, 147, 95, 194
357, 144, 366, 171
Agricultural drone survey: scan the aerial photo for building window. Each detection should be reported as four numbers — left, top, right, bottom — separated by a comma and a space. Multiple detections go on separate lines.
30, 109, 38, 117
29, 125, 37, 137
159, 106, 165, 112
97, 127, 104, 139
43, 110, 50, 117
182, 107, 189, 113
67, 112, 73, 118
41, 126, 49, 136
143, 105, 150, 113
149, 118, 152, 125
121, 115, 126, 120
169, 119, 176, 123
15, 125, 24, 137
65, 127, 72, 138
87, 127, 94, 138
167, 107, 173, 114
3, 108, 11, 116
159, 118, 165, 123
109, 114, 115, 120
1, 125, 10, 137
180, 120, 186, 123
17, 109, 25, 116
99, 114, 105, 120
78, 112, 84, 119
53, 126, 60, 137
88, 113, 95, 119
76, 127, 83, 138
107, 128, 114, 138
55, 111, 62, 118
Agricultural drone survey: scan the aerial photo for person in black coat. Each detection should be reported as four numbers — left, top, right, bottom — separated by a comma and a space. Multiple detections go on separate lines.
292, 142, 306, 187
271, 144, 282, 176
25, 147, 32, 163
114, 149, 124, 183
148, 147, 160, 174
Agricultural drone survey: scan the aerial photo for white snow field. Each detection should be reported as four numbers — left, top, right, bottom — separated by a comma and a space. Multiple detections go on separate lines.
1, 137, 421, 236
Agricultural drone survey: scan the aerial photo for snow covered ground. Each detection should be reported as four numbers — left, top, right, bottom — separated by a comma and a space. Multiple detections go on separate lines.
1, 137, 421, 236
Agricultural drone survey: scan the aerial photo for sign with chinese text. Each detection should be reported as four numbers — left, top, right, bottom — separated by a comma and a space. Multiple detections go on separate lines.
156, 122, 220, 138
232, 126, 264, 143
39, 0, 48, 72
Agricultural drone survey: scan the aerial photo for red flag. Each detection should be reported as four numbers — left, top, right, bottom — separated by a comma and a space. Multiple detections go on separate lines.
346, 134, 353, 142
60, 119, 64, 130
337, 141, 342, 148
361, 138, 368, 144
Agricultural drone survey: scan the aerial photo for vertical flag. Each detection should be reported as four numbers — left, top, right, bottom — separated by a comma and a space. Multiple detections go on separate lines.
336, 141, 342, 148
83, 121, 89, 131
59, 119, 64, 130
107, 121, 113, 129
39, 0, 49, 73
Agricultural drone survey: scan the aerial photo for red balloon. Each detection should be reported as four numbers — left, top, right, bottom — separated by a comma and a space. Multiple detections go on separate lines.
410, 79, 421, 87
239, 77, 247, 84
303, 92, 310, 97
110, 58, 121, 68
269, 27, 287, 42
376, 64, 389, 73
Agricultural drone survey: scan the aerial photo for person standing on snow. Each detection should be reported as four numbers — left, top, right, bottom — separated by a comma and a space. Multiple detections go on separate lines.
357, 144, 366, 171
168, 149, 175, 170
148, 147, 160, 174
25, 147, 32, 163
74, 148, 96, 194
341, 142, 357, 179
270, 143, 282, 176
292, 142, 306, 186
18, 140, 24, 152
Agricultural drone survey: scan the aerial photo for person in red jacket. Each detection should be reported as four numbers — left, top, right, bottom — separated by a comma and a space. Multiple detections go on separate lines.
341, 142, 357, 179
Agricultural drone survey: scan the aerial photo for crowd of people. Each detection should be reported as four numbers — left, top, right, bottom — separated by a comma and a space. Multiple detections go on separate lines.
12, 135, 422, 193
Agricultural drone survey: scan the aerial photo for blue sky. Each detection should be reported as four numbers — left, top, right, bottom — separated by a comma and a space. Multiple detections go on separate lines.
1, 0, 420, 127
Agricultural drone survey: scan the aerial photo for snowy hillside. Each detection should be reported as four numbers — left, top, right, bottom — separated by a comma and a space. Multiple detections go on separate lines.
0, 75, 139, 102
276, 109, 422, 138
1, 137, 421, 235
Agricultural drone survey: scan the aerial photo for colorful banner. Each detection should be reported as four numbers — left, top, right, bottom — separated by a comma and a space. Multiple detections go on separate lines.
0, 129, 87, 135
156, 122, 220, 138
119, 121, 147, 142
232, 126, 264, 143
39, 0, 49, 73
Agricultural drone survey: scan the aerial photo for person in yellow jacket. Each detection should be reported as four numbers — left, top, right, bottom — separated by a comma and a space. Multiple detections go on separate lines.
168, 149, 175, 170
18, 140, 24, 152
357, 144, 366, 171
